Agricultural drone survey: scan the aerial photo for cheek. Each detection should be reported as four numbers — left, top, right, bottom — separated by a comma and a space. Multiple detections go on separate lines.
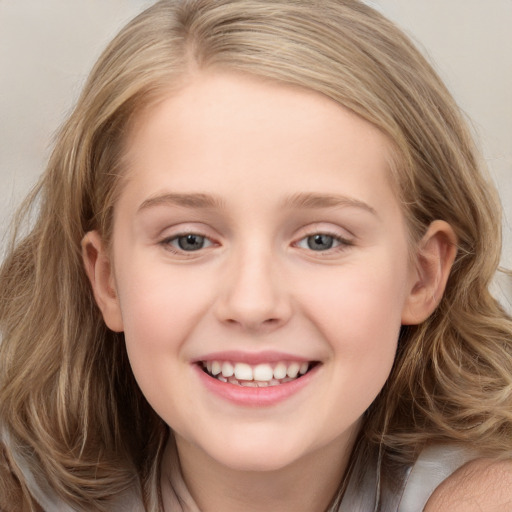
328, 275, 404, 425
301, 258, 406, 339
295, 256, 408, 392
114, 264, 214, 418
113, 253, 217, 382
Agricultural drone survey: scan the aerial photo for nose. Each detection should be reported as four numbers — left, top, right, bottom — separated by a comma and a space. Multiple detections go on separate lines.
214, 246, 293, 332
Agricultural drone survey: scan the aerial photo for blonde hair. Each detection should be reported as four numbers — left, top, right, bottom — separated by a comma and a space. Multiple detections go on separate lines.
1, 0, 511, 510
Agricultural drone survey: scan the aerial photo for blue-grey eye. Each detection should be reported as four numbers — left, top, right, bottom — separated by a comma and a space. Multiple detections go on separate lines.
296, 233, 344, 251
174, 234, 209, 251
306, 234, 335, 251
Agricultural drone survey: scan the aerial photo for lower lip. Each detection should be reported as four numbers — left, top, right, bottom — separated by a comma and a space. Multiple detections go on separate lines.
194, 364, 319, 407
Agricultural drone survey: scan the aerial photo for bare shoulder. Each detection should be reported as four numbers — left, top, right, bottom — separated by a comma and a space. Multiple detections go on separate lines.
424, 457, 512, 511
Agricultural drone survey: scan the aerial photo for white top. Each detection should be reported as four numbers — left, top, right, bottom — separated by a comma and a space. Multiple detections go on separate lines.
5, 425, 475, 512
398, 445, 475, 511
148, 443, 475, 512
339, 444, 476, 512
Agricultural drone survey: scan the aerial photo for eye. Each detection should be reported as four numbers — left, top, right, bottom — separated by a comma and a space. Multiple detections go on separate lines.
304, 234, 335, 251
164, 233, 213, 252
295, 233, 351, 252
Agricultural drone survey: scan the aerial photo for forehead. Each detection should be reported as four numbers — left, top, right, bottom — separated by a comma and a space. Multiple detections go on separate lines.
119, 72, 399, 217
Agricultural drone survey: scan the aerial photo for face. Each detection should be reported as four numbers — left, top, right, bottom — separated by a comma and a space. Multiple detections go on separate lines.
92, 73, 422, 474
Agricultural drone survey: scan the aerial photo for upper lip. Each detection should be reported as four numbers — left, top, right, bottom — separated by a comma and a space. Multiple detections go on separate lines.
192, 350, 316, 365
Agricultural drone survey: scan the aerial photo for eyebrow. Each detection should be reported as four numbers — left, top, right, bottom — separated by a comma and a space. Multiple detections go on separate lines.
137, 191, 377, 216
137, 192, 225, 212
282, 192, 378, 216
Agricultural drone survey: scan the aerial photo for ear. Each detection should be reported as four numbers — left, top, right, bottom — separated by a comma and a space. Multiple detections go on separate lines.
81, 231, 124, 332
401, 220, 458, 325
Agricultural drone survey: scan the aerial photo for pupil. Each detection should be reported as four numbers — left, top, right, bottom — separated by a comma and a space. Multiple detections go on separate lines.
308, 234, 333, 250
178, 234, 204, 251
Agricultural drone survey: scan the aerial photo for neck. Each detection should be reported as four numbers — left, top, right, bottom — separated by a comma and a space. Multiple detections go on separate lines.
161, 431, 357, 512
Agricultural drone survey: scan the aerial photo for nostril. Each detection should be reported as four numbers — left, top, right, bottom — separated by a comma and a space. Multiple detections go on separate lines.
223, 316, 282, 329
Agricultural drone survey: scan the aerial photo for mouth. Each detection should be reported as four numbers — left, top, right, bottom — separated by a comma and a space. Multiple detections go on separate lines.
199, 360, 319, 387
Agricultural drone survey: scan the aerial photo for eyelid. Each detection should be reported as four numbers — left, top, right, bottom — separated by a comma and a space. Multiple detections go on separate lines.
159, 229, 219, 256
292, 225, 354, 253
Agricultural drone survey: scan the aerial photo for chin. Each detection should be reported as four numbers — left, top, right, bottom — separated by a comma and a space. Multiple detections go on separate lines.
204, 437, 310, 473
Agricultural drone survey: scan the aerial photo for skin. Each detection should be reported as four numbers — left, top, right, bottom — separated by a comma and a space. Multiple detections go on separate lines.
83, 72, 457, 511
425, 458, 512, 511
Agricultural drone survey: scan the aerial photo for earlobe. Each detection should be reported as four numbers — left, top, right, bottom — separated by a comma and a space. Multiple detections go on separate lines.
401, 220, 458, 325
81, 231, 124, 332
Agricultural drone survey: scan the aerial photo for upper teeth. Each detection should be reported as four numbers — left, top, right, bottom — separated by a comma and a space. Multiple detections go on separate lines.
204, 360, 309, 382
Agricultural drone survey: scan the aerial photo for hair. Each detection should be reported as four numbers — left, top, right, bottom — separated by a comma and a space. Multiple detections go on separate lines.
1, 0, 511, 510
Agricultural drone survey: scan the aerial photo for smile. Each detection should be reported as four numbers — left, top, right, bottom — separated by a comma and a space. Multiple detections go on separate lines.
194, 356, 321, 406
200, 360, 315, 387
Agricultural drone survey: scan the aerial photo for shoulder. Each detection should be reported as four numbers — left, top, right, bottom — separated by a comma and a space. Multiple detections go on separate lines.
424, 457, 512, 511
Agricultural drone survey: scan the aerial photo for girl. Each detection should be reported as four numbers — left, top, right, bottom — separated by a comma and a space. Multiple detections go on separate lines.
1, 1, 512, 511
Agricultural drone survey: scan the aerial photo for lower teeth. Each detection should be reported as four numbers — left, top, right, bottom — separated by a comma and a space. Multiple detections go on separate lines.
216, 375, 295, 387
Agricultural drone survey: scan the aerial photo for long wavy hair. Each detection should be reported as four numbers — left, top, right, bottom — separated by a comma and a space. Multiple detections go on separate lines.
1, 1, 511, 510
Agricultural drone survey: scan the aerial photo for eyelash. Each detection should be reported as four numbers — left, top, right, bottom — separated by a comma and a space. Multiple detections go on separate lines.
160, 230, 353, 256
160, 232, 215, 255
293, 231, 353, 254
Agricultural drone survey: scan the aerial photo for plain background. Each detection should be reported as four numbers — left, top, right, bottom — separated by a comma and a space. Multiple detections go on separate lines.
0, 0, 511, 309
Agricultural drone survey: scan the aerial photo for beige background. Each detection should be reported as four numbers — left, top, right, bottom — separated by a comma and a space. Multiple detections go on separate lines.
0, 0, 511, 309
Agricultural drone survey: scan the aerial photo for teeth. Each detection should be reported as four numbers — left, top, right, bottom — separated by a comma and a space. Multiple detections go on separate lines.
234, 362, 253, 381
203, 359, 312, 385
287, 362, 300, 378
221, 362, 234, 377
211, 361, 222, 376
240, 381, 258, 387
273, 362, 287, 380
253, 364, 273, 381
